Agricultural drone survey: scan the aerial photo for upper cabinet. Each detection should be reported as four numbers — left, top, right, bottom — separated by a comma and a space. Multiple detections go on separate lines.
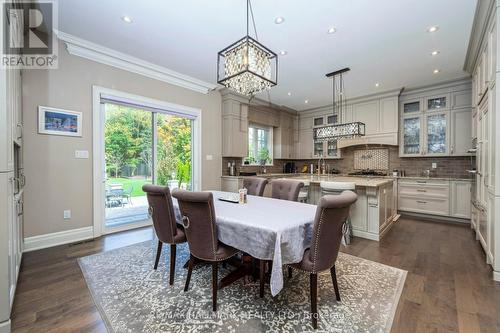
221, 97, 248, 158
399, 81, 472, 157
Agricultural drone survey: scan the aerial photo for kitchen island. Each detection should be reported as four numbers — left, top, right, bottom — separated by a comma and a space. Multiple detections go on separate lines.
221, 174, 397, 241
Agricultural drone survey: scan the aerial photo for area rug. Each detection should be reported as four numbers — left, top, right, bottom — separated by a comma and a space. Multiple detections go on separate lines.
78, 241, 406, 333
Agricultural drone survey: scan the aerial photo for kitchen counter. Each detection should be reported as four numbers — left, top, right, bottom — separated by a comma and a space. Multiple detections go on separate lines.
222, 174, 471, 182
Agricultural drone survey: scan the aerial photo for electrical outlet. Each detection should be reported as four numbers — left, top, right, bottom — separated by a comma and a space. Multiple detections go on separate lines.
432, 163, 437, 169
75, 150, 89, 159
63, 210, 71, 220
206, 155, 213, 161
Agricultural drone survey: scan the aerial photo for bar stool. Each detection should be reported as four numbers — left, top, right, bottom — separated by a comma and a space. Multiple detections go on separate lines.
320, 181, 356, 245
298, 180, 310, 203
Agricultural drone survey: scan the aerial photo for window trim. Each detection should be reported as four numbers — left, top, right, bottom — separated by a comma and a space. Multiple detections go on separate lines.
246, 123, 274, 166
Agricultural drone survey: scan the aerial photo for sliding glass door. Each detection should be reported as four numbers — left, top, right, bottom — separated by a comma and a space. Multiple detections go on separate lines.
103, 102, 192, 231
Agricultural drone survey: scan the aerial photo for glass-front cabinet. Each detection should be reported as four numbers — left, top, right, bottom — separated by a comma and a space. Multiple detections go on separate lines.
402, 116, 422, 155
400, 95, 450, 157
425, 112, 448, 155
312, 114, 341, 158
313, 141, 324, 157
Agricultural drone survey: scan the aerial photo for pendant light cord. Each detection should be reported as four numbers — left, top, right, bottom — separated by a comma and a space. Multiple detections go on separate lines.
248, 0, 259, 40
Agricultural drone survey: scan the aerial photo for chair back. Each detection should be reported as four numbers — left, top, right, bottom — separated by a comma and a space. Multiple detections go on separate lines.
142, 184, 178, 244
243, 177, 268, 196
309, 190, 358, 272
271, 179, 304, 201
320, 181, 356, 195
171, 190, 219, 261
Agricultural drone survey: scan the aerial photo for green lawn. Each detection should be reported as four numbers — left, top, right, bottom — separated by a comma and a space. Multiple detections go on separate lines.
107, 177, 152, 197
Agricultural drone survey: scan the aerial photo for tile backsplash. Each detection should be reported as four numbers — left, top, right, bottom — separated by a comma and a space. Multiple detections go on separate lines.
353, 148, 389, 170
222, 145, 474, 178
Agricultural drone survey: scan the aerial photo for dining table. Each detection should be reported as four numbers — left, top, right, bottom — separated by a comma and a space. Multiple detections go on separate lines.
172, 190, 317, 296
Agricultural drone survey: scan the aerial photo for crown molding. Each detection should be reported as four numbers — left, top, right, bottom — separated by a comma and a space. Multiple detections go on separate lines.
463, 0, 497, 73
55, 30, 218, 94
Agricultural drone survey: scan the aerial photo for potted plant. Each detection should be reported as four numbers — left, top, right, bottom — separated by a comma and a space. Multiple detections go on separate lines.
258, 148, 271, 166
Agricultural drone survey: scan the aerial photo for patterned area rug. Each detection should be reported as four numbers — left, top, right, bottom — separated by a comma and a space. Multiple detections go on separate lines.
79, 241, 406, 333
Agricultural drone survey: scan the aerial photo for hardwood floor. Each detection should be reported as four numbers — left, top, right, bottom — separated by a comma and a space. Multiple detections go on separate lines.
11, 218, 500, 333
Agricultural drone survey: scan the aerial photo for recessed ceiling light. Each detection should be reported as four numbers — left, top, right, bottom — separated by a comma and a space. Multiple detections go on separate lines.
287, 92, 292, 96
280, 50, 288, 56
427, 26, 439, 33
275, 17, 285, 24
121, 16, 133, 23
327, 27, 337, 34
433, 69, 440, 74
375, 83, 380, 87
431, 50, 440, 56
304, 100, 309, 104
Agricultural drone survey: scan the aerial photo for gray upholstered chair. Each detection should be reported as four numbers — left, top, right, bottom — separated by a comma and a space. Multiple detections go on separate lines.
243, 177, 268, 196
271, 179, 304, 201
287, 191, 358, 329
171, 189, 239, 311
142, 185, 187, 285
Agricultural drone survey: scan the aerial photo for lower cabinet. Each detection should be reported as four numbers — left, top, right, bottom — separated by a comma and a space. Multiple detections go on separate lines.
398, 178, 471, 219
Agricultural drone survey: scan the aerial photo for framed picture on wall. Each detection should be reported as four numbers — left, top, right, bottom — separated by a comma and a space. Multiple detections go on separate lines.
38, 106, 82, 137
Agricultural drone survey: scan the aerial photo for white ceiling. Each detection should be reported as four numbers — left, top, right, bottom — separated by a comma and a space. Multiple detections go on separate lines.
58, 0, 477, 110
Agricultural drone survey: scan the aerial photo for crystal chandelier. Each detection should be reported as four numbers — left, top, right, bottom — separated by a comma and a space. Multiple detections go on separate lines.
313, 68, 365, 142
217, 0, 278, 96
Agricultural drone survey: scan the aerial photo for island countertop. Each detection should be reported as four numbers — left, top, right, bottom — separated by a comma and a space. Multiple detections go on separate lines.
221, 174, 394, 187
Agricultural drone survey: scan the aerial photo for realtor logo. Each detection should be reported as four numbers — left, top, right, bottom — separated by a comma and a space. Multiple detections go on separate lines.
2, 0, 58, 69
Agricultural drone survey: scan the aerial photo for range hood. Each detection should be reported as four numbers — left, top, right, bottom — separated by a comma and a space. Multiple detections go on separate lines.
336, 132, 398, 148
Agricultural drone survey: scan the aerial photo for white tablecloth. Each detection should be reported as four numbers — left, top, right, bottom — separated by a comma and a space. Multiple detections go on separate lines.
172, 191, 317, 296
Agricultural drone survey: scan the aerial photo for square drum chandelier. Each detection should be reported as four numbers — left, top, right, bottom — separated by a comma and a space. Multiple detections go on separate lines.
217, 0, 278, 96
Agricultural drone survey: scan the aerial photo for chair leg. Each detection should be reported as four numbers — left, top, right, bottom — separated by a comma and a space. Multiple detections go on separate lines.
259, 259, 265, 298
212, 262, 218, 311
184, 255, 194, 292
310, 273, 318, 329
154, 241, 163, 270
169, 244, 176, 285
288, 266, 293, 278
330, 265, 341, 301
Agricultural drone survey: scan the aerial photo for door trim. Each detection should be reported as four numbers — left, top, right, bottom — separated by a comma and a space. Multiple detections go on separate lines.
92, 86, 202, 238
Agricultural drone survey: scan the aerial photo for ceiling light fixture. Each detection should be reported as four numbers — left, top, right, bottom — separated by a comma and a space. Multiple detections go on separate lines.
433, 69, 440, 74
427, 26, 439, 33
280, 50, 288, 56
327, 27, 337, 34
375, 83, 380, 87
305, 100, 309, 104
431, 50, 440, 56
313, 68, 366, 142
217, 0, 278, 96
287, 92, 292, 96
274, 16, 285, 24
121, 16, 133, 23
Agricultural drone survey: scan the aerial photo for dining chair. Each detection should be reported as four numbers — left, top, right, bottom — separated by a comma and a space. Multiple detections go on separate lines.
171, 189, 239, 311
243, 177, 268, 196
320, 181, 356, 245
271, 179, 304, 201
287, 190, 357, 329
142, 184, 187, 285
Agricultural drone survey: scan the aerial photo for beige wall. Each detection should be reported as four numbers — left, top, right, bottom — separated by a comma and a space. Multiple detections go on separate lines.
22, 41, 222, 237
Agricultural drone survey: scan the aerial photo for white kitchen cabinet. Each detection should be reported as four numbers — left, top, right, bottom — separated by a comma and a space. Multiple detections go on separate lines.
274, 112, 294, 159
399, 82, 471, 157
451, 181, 471, 219
398, 179, 451, 216
0, 69, 14, 172
222, 99, 248, 157
450, 108, 472, 155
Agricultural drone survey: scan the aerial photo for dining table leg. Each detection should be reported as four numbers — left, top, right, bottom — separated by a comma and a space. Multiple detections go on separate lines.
259, 259, 265, 298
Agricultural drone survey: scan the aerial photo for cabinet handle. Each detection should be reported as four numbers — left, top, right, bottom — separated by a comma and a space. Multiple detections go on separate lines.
416, 200, 427, 204
417, 189, 427, 192
369, 204, 378, 208
16, 123, 23, 140
416, 181, 427, 184
451, 146, 454, 154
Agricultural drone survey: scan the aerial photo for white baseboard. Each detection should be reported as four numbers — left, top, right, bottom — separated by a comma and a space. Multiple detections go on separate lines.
352, 230, 379, 241
493, 270, 500, 282
24, 226, 94, 252
0, 319, 11, 333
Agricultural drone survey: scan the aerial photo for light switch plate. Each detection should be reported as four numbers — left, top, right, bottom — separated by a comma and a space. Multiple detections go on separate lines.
206, 155, 213, 161
63, 210, 71, 219
432, 163, 437, 169
75, 150, 89, 159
